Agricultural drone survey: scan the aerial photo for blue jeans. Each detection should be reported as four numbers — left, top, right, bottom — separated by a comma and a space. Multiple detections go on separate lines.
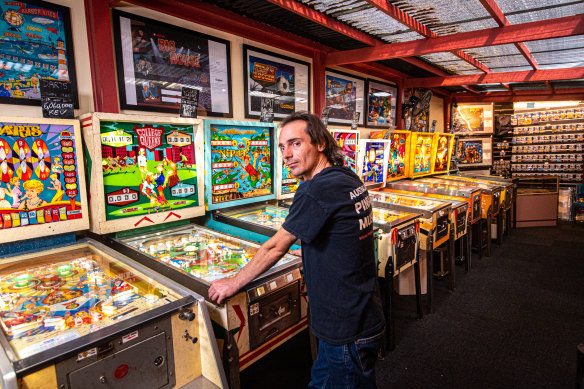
309, 330, 384, 389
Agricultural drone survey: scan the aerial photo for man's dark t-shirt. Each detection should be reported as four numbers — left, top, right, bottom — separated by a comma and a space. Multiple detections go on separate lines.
282, 166, 384, 345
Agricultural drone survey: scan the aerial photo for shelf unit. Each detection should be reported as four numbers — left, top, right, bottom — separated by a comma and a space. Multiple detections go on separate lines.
510, 105, 584, 185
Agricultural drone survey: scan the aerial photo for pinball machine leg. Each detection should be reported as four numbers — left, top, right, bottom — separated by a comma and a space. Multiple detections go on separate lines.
449, 226, 455, 292
497, 211, 503, 247
466, 227, 472, 272
426, 233, 434, 314
222, 331, 240, 389
486, 211, 492, 257
414, 256, 423, 319
476, 220, 483, 260
385, 262, 396, 351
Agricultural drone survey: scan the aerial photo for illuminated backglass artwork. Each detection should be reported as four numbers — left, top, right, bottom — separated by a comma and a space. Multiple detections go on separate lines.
205, 120, 276, 210
331, 129, 359, 173
0, 117, 87, 241
99, 120, 200, 220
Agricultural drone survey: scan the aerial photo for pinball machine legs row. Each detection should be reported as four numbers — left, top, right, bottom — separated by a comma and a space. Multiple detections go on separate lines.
375, 222, 422, 351
0, 301, 225, 389
208, 268, 307, 389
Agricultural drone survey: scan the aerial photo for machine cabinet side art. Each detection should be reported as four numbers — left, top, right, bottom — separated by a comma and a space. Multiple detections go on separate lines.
80, 113, 205, 234
0, 117, 88, 243
204, 119, 277, 210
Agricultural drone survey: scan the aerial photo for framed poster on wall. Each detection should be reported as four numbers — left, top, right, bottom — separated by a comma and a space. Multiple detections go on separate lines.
112, 10, 232, 117
452, 103, 494, 135
365, 80, 397, 128
0, 0, 79, 107
243, 45, 310, 121
455, 136, 492, 167
325, 69, 365, 126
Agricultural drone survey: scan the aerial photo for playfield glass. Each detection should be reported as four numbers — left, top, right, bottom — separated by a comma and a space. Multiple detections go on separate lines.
372, 208, 416, 229
0, 244, 181, 360
371, 192, 444, 211
123, 225, 297, 283
221, 204, 289, 230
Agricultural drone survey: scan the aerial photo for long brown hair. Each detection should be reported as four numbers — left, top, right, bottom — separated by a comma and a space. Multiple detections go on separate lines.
281, 111, 345, 166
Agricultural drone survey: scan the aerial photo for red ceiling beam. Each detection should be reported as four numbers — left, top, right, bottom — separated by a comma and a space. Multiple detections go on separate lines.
326, 14, 584, 66
405, 67, 584, 88
514, 42, 539, 70
364, 0, 491, 73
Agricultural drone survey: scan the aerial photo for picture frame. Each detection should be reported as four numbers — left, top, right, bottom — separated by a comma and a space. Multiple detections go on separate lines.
204, 119, 277, 210
365, 79, 397, 128
0, 0, 79, 108
112, 10, 232, 117
0, 117, 88, 243
80, 112, 205, 234
455, 136, 493, 167
452, 103, 494, 135
325, 69, 365, 126
243, 45, 310, 121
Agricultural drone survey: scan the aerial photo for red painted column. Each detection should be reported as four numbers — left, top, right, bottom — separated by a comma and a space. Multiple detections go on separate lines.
84, 0, 119, 112
444, 96, 452, 132
313, 51, 326, 116
397, 80, 404, 130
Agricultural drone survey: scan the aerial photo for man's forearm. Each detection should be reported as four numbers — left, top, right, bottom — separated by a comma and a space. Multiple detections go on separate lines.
231, 240, 288, 290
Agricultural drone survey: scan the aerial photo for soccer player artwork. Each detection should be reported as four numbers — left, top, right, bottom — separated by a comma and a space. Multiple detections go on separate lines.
0, 0, 78, 107
243, 45, 310, 121
204, 120, 277, 210
324, 69, 365, 126
0, 117, 88, 243
112, 10, 231, 116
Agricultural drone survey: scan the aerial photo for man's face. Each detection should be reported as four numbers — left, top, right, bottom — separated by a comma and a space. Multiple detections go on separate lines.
278, 120, 323, 180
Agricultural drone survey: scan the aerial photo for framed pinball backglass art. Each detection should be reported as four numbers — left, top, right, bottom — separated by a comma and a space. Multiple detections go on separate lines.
324, 69, 365, 127
0, 0, 78, 107
366, 79, 397, 128
243, 45, 310, 121
112, 10, 232, 117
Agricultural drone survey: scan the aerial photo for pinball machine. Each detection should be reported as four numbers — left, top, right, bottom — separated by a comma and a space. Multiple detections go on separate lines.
442, 175, 511, 244
382, 180, 484, 258
421, 177, 502, 256
330, 128, 359, 173
369, 191, 453, 313
468, 175, 517, 234
81, 114, 301, 389
432, 133, 455, 175
386, 130, 412, 182
0, 116, 225, 389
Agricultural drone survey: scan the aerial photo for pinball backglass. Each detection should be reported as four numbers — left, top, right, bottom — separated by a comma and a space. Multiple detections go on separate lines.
0, 117, 88, 243
80, 113, 205, 234
330, 128, 359, 173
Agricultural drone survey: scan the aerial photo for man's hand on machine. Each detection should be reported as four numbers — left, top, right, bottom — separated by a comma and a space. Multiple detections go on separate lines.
209, 277, 240, 304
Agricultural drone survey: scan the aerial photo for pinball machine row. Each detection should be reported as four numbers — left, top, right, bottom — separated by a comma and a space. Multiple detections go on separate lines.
0, 116, 226, 389
84, 117, 306, 386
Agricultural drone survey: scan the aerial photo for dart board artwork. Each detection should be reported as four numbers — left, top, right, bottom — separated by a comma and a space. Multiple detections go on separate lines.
0, 117, 88, 242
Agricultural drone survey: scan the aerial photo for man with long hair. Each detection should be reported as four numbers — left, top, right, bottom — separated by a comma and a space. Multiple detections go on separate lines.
209, 111, 384, 388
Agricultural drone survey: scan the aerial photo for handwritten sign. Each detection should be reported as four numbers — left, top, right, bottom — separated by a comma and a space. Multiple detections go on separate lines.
260, 96, 275, 123
180, 87, 199, 118
40, 80, 74, 119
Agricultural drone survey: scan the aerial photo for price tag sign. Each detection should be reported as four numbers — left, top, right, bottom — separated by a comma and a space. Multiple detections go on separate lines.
40, 79, 74, 119
260, 97, 275, 123
321, 107, 330, 126
351, 112, 360, 130
180, 87, 199, 118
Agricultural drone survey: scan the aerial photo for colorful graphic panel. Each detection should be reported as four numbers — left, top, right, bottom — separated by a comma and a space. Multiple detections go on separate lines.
324, 70, 365, 126
0, 0, 77, 106
411, 133, 434, 176
331, 130, 359, 173
0, 121, 83, 228
100, 120, 199, 220
360, 141, 386, 185
387, 131, 409, 181
0, 246, 180, 359
280, 164, 299, 196
456, 139, 484, 165
434, 133, 453, 173
206, 121, 275, 209
113, 10, 231, 116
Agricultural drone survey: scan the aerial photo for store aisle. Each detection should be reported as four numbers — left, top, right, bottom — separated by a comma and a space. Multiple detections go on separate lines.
241, 223, 584, 389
